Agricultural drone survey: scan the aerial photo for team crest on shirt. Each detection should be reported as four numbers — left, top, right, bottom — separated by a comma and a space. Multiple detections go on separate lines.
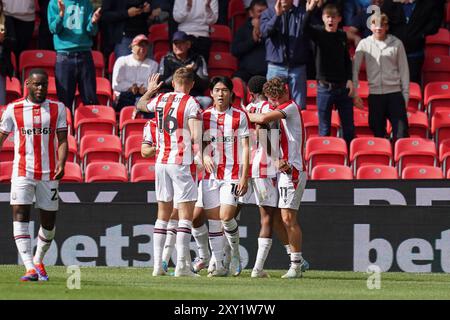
33, 115, 41, 124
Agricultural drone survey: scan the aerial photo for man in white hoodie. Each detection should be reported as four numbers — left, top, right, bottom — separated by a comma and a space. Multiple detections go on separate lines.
173, 0, 219, 63
353, 13, 409, 141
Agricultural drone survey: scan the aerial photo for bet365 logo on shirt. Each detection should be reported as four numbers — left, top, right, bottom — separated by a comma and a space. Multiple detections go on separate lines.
20, 127, 53, 135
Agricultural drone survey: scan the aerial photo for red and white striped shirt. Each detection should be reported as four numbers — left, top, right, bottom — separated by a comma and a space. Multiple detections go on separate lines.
146, 92, 202, 165
277, 100, 306, 172
203, 105, 250, 181
0, 99, 67, 181
245, 101, 278, 178
142, 119, 157, 145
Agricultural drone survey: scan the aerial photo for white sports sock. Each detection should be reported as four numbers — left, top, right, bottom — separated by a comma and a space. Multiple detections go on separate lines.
291, 252, 304, 266
222, 218, 239, 254
13, 222, 34, 271
153, 219, 168, 270
253, 237, 272, 271
162, 219, 178, 264
192, 224, 210, 261
33, 226, 55, 265
176, 219, 192, 266
208, 219, 224, 269
284, 244, 291, 256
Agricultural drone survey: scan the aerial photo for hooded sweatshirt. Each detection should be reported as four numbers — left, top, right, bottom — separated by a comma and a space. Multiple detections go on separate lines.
353, 34, 409, 105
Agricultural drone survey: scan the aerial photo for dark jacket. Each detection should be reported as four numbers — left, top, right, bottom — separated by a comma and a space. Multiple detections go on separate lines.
0, 17, 15, 78
231, 19, 267, 78
260, 5, 311, 67
383, 0, 445, 54
101, 0, 151, 48
159, 51, 209, 97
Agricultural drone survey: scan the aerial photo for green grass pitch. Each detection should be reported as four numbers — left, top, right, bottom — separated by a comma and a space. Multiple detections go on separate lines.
0, 265, 449, 300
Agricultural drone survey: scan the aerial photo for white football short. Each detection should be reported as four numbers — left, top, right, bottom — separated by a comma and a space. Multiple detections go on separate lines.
174, 180, 203, 209
155, 163, 197, 203
239, 177, 278, 208
202, 179, 240, 210
277, 170, 308, 210
10, 177, 59, 211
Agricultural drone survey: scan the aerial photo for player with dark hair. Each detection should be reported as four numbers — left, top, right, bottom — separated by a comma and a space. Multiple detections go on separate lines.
0, 68, 68, 281
247, 77, 308, 278
202, 76, 250, 277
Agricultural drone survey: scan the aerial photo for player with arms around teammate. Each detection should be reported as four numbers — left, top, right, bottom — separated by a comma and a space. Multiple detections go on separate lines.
136, 68, 202, 277
202, 76, 250, 277
248, 77, 307, 278
0, 69, 68, 281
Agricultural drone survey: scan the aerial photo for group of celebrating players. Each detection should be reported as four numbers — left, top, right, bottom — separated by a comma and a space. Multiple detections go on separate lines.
0, 66, 308, 282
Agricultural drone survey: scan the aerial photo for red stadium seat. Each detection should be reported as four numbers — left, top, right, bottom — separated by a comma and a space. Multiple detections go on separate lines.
6, 77, 22, 103
407, 111, 429, 139
74, 78, 112, 109
23, 76, 58, 101
125, 135, 150, 170
305, 136, 348, 175
311, 164, 353, 180
67, 134, 78, 163
208, 52, 238, 78
79, 135, 122, 171
439, 139, 450, 173
424, 82, 450, 117
422, 55, 450, 86
431, 110, 450, 147
85, 162, 128, 183
306, 80, 317, 105
119, 106, 148, 145
425, 28, 450, 57
402, 165, 444, 180
0, 134, 14, 162
153, 50, 167, 64
108, 52, 116, 79
355, 80, 369, 109
301, 109, 340, 139
349, 137, 393, 175
356, 165, 398, 180
0, 161, 13, 183
74, 105, 117, 143
60, 162, 83, 183
228, 0, 247, 34
19, 50, 56, 81
232, 77, 247, 108
408, 82, 422, 111
210, 24, 232, 52
394, 138, 438, 174
131, 162, 156, 182
148, 23, 169, 57
91, 50, 105, 77
353, 108, 372, 137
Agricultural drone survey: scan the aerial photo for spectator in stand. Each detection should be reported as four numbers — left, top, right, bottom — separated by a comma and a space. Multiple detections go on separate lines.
173, 0, 219, 63
48, 0, 101, 110
112, 34, 159, 112
383, 0, 445, 84
346, 0, 384, 48
343, 0, 371, 26
260, 0, 312, 110
3, 0, 35, 61
305, 0, 354, 147
38, 0, 54, 50
159, 31, 211, 108
353, 13, 409, 140
102, 0, 152, 58
0, 2, 15, 105
231, 0, 268, 83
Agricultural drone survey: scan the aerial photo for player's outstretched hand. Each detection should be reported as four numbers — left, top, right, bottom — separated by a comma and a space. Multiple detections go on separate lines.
147, 73, 163, 95
237, 178, 248, 197
278, 159, 292, 174
203, 155, 215, 174
54, 163, 65, 180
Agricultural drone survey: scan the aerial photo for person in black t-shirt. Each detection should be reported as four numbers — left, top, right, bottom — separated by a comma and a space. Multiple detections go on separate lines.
305, 0, 354, 147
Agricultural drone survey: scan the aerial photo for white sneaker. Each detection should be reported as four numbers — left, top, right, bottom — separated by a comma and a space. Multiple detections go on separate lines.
251, 269, 270, 278
174, 263, 200, 277
281, 264, 302, 279
207, 255, 217, 274
192, 256, 210, 273
152, 267, 167, 276
229, 254, 242, 276
207, 266, 228, 277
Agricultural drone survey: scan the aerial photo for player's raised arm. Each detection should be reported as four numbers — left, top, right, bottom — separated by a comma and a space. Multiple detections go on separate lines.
136, 73, 163, 114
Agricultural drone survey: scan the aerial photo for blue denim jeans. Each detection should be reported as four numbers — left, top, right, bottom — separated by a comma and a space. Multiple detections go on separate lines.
0, 74, 6, 105
317, 82, 355, 146
55, 51, 98, 110
267, 63, 307, 109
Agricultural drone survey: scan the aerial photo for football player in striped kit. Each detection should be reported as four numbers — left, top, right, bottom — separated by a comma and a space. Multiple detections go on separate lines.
0, 69, 68, 281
